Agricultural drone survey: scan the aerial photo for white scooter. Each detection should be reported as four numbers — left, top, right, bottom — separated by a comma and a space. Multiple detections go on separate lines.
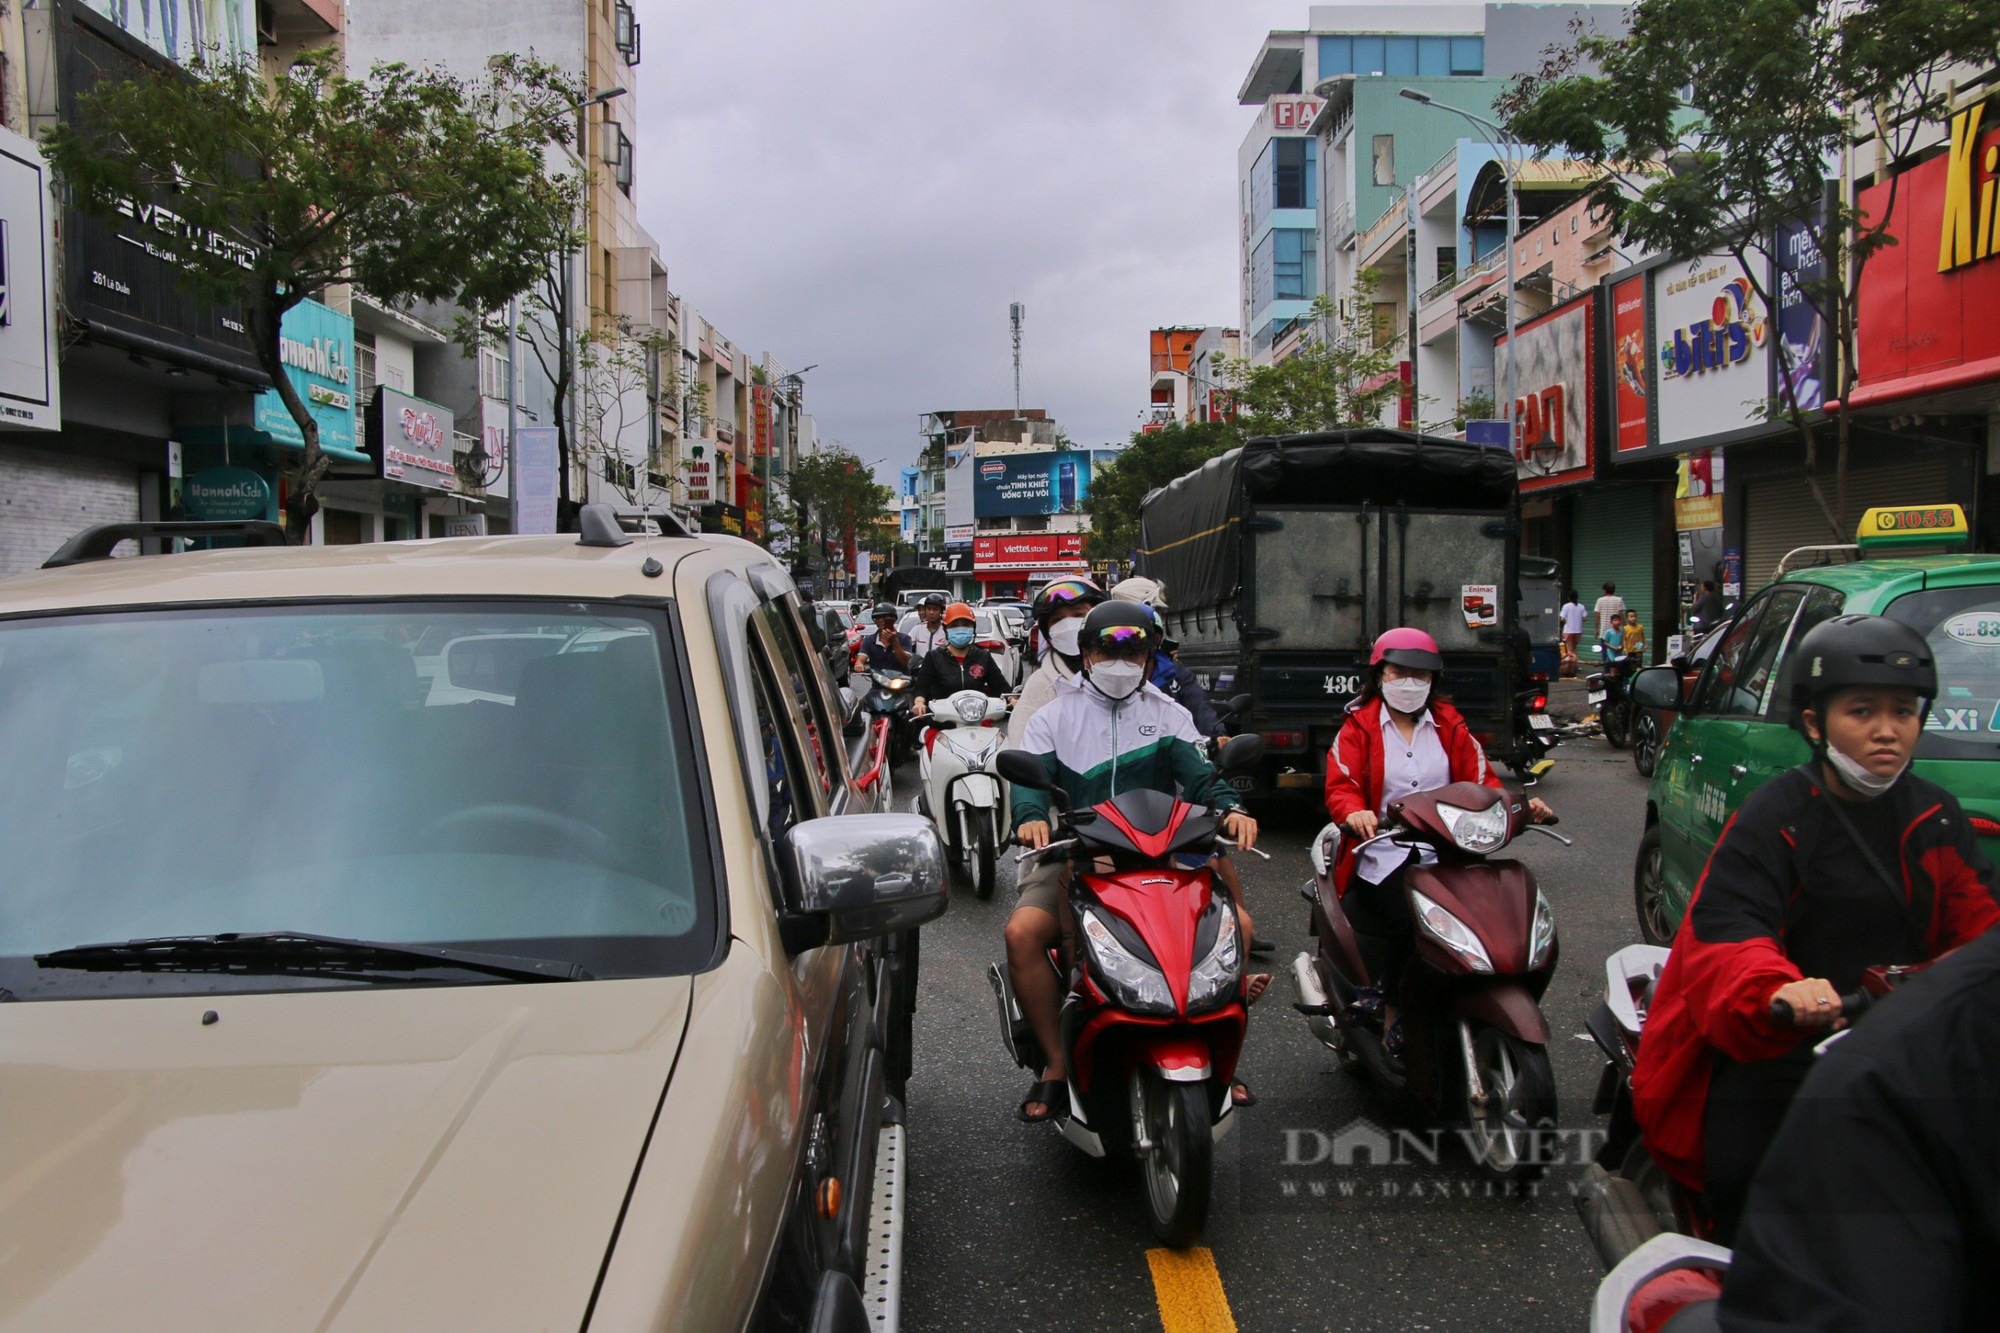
915, 689, 1010, 899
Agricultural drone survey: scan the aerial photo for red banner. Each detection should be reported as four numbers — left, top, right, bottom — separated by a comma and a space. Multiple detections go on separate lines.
751, 384, 773, 458
973, 532, 1086, 570
1610, 275, 1650, 452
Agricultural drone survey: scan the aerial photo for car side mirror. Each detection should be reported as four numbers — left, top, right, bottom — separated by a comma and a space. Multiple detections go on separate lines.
779, 814, 947, 953
1631, 665, 1684, 711
997, 750, 1054, 790
1218, 733, 1266, 772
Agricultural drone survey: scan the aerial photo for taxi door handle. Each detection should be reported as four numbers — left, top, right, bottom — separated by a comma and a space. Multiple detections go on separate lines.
1729, 764, 1748, 778
1689, 754, 1703, 766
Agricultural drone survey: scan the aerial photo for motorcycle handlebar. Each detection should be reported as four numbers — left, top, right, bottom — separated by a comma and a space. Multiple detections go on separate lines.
1768, 988, 1873, 1027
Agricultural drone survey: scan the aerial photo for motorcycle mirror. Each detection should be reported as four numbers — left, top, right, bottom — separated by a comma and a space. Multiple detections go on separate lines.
996, 750, 1055, 790
1226, 693, 1254, 719
1218, 733, 1266, 773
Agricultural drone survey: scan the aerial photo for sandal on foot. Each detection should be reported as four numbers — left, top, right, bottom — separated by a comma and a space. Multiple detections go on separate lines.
1243, 973, 1273, 1005
1231, 1081, 1259, 1107
1017, 1077, 1064, 1124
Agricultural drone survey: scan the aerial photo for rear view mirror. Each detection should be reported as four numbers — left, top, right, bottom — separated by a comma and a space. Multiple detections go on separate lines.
443, 635, 563, 697
1218, 734, 1266, 773
1226, 693, 1254, 719
780, 814, 947, 952
997, 750, 1055, 790
1631, 666, 1684, 711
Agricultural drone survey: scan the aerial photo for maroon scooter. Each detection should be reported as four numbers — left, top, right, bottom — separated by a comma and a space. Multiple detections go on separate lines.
1292, 781, 1570, 1180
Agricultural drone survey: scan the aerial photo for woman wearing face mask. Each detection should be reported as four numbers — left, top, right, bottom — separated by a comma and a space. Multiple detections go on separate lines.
1006, 577, 1106, 749
1631, 614, 1998, 1242
911, 602, 1012, 716
1323, 628, 1554, 1056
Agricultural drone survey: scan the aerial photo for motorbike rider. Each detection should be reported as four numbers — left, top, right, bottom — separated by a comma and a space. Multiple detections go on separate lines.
1323, 627, 1554, 1057
858, 602, 913, 672
1719, 923, 2000, 1331
911, 601, 1011, 717
1008, 601, 1263, 1122
1108, 577, 1227, 739
1006, 577, 1107, 747
909, 593, 950, 660
1630, 614, 1999, 1242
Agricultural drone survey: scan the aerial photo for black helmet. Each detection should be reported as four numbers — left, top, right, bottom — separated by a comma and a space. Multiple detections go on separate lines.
1788, 614, 1936, 728
871, 602, 898, 622
1079, 600, 1162, 655
920, 592, 947, 609
1031, 576, 1106, 628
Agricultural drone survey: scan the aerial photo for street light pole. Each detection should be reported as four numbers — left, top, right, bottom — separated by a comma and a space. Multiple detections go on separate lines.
1400, 89, 1521, 456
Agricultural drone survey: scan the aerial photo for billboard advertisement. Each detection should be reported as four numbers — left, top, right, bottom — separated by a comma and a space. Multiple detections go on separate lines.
973, 449, 1095, 518
1654, 252, 1771, 448
973, 532, 1086, 571
1773, 217, 1827, 414
1496, 296, 1594, 492
943, 441, 976, 538
751, 383, 772, 458
254, 298, 356, 458
1610, 275, 1650, 454
365, 388, 457, 494
515, 426, 558, 533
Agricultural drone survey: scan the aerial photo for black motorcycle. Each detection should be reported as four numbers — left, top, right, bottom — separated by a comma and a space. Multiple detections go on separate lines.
1588, 653, 1640, 749
854, 666, 920, 768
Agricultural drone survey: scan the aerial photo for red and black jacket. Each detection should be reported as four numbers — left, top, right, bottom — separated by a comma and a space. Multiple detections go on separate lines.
1632, 765, 2000, 1189
1322, 697, 1503, 898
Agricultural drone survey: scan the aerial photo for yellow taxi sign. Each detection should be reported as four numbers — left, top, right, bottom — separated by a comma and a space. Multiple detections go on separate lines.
1855, 504, 1970, 554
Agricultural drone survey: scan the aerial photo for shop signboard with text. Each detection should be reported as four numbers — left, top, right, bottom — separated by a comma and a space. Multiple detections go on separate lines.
1496, 294, 1595, 492
973, 532, 1087, 571
751, 383, 772, 458
0, 122, 60, 431
973, 449, 1096, 518
1654, 252, 1770, 448
1851, 105, 2000, 409
365, 387, 458, 494
254, 298, 356, 457
1609, 274, 1650, 455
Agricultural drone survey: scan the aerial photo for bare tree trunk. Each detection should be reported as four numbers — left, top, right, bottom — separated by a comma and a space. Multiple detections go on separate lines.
254, 293, 325, 545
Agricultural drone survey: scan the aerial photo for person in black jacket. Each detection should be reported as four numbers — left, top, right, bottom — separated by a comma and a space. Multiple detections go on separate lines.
910, 601, 1010, 716
1719, 923, 2000, 1331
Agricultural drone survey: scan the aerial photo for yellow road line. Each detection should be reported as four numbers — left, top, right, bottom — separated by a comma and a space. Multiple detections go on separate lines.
1147, 1247, 1238, 1333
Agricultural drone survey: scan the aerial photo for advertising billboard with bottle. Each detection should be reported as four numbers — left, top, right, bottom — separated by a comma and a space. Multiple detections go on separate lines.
972, 449, 1097, 518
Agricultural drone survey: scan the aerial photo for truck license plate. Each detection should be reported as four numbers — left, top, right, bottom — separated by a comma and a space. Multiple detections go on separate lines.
1529, 713, 1554, 731
1589, 691, 1608, 706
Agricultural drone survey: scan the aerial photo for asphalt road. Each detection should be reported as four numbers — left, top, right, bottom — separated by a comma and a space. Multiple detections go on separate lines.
897, 735, 1655, 1332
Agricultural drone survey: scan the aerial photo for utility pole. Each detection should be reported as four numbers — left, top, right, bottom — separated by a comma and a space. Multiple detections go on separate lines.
1010, 302, 1024, 419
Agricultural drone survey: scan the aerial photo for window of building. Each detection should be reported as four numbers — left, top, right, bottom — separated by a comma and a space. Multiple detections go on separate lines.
1272, 137, 1316, 210
353, 330, 377, 401
1372, 134, 1395, 186
1435, 246, 1457, 284
1252, 228, 1317, 310
478, 343, 508, 401
1372, 302, 1399, 349
1319, 34, 1481, 78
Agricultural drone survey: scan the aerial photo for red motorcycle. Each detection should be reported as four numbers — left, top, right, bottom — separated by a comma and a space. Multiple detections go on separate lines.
1292, 781, 1569, 1180
989, 738, 1265, 1247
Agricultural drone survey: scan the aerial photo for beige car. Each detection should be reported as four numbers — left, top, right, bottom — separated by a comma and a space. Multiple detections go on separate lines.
0, 507, 944, 1330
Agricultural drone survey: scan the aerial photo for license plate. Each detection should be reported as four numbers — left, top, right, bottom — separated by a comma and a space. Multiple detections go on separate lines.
1529, 713, 1554, 731
1589, 691, 1608, 706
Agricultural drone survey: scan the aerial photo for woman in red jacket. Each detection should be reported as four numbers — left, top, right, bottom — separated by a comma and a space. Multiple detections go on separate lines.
1324, 628, 1553, 1054
1631, 615, 1998, 1242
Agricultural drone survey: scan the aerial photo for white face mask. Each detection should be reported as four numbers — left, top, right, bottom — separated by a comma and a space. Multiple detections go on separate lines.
1381, 678, 1432, 714
1086, 659, 1146, 700
1048, 618, 1085, 658
1824, 741, 1906, 798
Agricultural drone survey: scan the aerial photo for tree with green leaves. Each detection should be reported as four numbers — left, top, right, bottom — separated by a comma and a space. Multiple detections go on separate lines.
1503, 0, 2000, 538
786, 446, 894, 567
572, 317, 681, 513
1217, 276, 1407, 438
42, 48, 586, 540
1082, 420, 1241, 564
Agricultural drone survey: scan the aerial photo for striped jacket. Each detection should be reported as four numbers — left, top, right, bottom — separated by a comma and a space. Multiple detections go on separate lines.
1009, 674, 1242, 827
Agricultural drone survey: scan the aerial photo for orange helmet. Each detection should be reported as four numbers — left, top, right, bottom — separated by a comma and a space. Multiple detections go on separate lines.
943, 601, 977, 625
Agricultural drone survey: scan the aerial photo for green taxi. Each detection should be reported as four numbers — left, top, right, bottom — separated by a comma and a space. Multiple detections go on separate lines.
1632, 505, 2000, 944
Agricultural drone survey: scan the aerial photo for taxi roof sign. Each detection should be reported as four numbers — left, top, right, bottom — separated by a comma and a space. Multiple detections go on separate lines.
1855, 504, 1971, 554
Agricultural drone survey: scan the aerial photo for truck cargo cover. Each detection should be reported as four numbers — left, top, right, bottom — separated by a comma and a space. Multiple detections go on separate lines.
1137, 429, 1517, 610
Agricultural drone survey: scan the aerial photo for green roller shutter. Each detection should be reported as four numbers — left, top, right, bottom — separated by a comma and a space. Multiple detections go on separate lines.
1571, 487, 1656, 653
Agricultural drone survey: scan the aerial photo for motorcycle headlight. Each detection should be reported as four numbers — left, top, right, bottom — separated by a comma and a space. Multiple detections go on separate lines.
1528, 889, 1557, 971
1080, 910, 1174, 1014
1435, 799, 1510, 853
1409, 889, 1494, 974
881, 676, 908, 691
1185, 905, 1241, 1012
954, 694, 988, 723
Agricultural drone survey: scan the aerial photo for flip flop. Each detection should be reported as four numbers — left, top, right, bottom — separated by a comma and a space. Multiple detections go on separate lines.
1017, 1077, 1064, 1124
1231, 1081, 1258, 1107
1243, 973, 1273, 1005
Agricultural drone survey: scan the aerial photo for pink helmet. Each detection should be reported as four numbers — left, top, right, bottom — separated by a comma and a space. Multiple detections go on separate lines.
1370, 627, 1443, 673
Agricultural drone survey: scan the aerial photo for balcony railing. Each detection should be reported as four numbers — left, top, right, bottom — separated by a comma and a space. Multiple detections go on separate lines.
1356, 189, 1409, 258
1418, 145, 1458, 187
1328, 199, 1355, 245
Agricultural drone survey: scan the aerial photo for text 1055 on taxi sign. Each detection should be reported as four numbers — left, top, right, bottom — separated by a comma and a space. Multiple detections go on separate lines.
1854, 504, 1970, 555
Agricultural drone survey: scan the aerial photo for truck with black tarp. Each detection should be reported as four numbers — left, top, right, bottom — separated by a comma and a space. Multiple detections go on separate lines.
1137, 428, 1523, 801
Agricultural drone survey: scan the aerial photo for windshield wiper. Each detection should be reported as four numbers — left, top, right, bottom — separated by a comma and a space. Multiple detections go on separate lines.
35, 932, 592, 983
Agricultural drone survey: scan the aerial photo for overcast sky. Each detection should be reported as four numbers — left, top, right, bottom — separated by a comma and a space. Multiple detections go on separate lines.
635, 1, 1317, 479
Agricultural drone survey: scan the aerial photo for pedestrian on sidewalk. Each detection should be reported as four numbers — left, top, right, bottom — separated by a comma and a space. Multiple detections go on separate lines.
1621, 609, 1647, 662
1593, 581, 1626, 640
1559, 589, 1587, 674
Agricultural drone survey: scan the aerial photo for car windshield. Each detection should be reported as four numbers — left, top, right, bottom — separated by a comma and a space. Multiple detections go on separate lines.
0, 603, 714, 998
1889, 585, 2000, 761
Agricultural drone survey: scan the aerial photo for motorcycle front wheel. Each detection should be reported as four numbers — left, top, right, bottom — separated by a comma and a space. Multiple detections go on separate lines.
1130, 1067, 1212, 1248
972, 813, 997, 900
1462, 1023, 1558, 1183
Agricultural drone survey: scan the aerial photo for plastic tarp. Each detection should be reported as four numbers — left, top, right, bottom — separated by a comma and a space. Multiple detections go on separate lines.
1136, 428, 1517, 610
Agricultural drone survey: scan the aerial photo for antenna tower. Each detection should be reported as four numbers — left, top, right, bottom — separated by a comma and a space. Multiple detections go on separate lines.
1010, 302, 1024, 418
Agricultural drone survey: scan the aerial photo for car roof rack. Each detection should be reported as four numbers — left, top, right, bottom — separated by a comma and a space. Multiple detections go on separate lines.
43, 520, 289, 569
576, 502, 694, 547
